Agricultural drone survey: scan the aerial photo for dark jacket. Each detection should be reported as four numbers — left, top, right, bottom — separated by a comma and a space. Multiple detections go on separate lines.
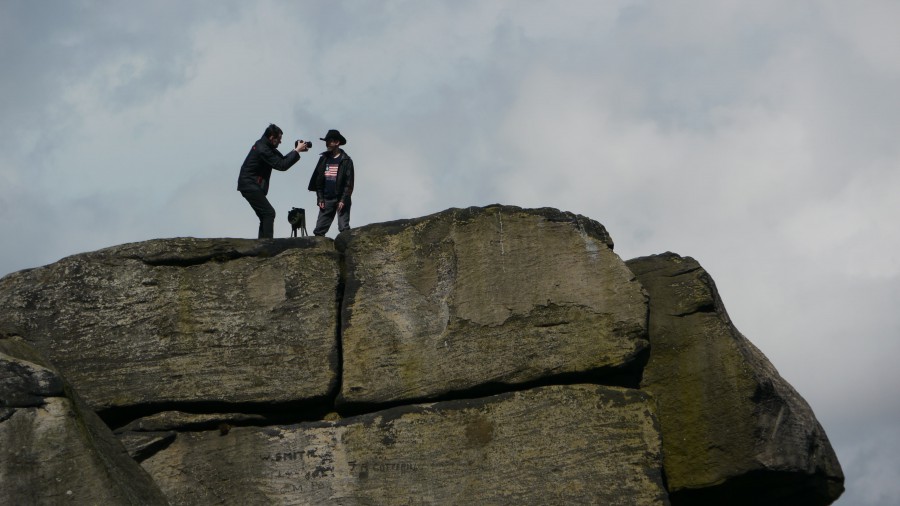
237, 136, 301, 194
308, 150, 354, 204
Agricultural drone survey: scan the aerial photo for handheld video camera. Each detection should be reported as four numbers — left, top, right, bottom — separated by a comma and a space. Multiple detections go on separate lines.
296, 140, 312, 149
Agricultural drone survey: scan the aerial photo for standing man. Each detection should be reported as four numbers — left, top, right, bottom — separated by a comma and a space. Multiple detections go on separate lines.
309, 129, 354, 236
237, 124, 309, 238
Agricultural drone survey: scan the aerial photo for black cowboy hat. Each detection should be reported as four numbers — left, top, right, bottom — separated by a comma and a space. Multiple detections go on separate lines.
320, 129, 347, 145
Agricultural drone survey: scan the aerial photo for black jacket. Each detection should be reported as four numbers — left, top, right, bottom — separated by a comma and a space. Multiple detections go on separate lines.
237, 136, 301, 194
308, 150, 354, 204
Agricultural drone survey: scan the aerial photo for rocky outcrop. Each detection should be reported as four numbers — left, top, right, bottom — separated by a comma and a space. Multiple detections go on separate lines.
0, 237, 341, 414
140, 385, 668, 505
0, 339, 168, 505
0, 205, 844, 505
335, 206, 648, 409
627, 253, 844, 505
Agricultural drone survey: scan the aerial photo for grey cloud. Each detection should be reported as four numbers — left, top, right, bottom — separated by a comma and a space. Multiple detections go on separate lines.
0, 1, 240, 153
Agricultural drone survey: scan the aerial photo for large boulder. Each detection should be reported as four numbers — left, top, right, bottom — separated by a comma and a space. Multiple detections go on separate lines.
0, 339, 168, 505
336, 206, 649, 409
0, 206, 846, 505
139, 384, 668, 505
0, 237, 342, 413
626, 253, 844, 505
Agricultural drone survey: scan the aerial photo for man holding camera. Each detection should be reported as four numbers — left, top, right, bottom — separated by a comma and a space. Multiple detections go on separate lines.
309, 129, 354, 236
237, 124, 310, 239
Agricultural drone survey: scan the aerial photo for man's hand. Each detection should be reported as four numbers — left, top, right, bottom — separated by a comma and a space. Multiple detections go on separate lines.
318, 201, 325, 210
295, 140, 310, 153
337, 201, 345, 213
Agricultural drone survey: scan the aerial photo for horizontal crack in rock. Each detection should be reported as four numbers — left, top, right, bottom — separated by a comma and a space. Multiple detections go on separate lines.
670, 303, 716, 317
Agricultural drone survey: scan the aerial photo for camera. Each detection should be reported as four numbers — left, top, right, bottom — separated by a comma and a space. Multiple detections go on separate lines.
296, 140, 312, 149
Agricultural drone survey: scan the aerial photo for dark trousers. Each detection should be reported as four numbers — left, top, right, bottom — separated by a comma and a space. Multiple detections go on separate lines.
313, 199, 351, 236
241, 190, 276, 239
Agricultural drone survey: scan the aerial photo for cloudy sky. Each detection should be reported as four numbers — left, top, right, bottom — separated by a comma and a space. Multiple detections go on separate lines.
2, 1, 897, 503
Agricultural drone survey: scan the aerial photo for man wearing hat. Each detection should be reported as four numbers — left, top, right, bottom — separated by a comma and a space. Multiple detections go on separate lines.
308, 129, 355, 236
